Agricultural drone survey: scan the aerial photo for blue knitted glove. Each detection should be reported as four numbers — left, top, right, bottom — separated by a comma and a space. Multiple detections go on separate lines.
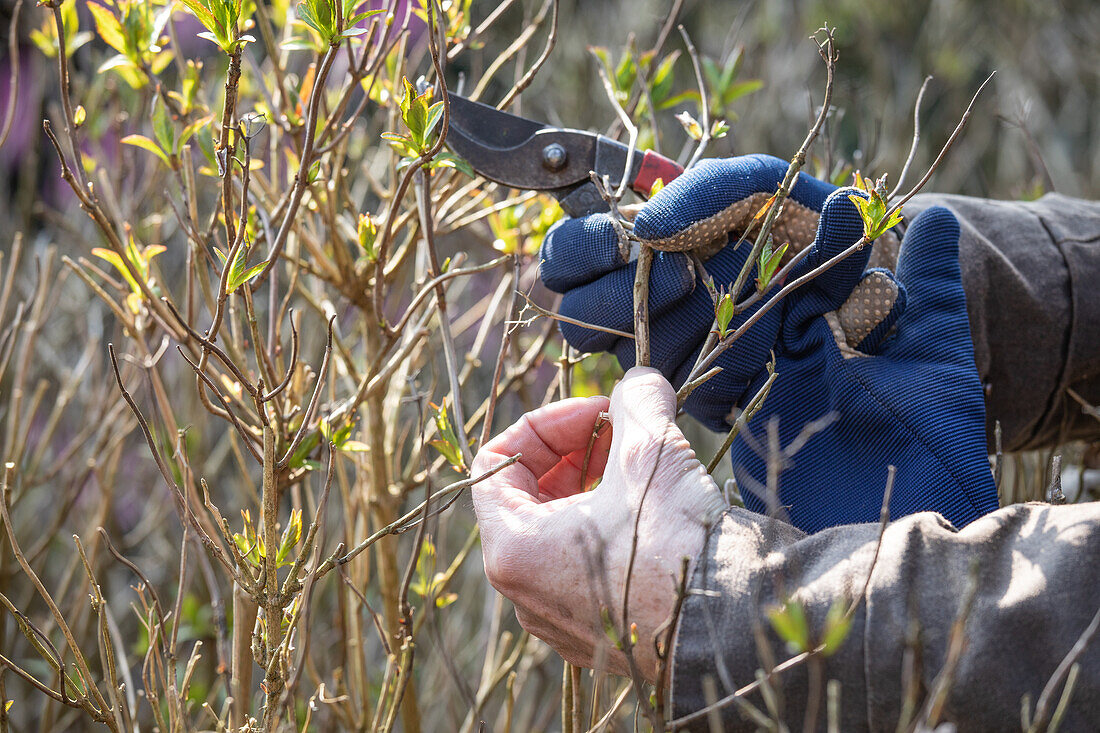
732, 206, 999, 533
540, 154, 850, 430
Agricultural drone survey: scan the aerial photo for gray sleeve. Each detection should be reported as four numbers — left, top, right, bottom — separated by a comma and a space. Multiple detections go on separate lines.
670, 503, 1100, 731
904, 193, 1100, 452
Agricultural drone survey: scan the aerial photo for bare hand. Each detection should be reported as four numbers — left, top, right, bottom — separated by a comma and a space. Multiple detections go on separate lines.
472, 367, 725, 682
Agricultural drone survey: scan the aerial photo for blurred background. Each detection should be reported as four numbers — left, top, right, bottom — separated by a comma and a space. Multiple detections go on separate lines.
471, 0, 1100, 200
1, 0, 1098, 730
5, 0, 1100, 237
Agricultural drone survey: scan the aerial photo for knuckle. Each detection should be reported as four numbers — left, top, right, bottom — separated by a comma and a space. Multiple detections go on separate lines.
617, 428, 676, 479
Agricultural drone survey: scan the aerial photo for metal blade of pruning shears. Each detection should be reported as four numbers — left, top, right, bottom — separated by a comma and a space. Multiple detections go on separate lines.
445, 92, 684, 217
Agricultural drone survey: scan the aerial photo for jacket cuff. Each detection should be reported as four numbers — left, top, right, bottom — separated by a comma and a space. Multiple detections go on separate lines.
1035, 195, 1100, 444
668, 511, 871, 731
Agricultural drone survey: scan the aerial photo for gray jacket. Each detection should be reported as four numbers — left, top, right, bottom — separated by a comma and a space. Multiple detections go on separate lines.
670, 193, 1100, 731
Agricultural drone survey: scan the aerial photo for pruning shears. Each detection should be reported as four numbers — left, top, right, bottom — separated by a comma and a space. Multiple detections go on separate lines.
444, 92, 685, 217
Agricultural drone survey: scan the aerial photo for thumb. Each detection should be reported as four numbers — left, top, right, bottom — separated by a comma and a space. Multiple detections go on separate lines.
608, 367, 678, 437
606, 368, 680, 492
793, 187, 872, 318
606, 368, 721, 509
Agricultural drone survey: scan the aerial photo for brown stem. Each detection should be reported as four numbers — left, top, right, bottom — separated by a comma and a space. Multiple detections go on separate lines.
252, 45, 341, 289
497, 0, 559, 109
260, 427, 285, 730
633, 247, 653, 368
218, 49, 243, 247
679, 25, 712, 169
0, 0, 24, 151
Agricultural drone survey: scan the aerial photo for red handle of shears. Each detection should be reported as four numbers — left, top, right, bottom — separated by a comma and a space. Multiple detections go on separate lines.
631, 150, 686, 197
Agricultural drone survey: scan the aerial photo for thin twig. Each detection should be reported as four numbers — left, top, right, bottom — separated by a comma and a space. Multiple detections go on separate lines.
1030, 605, 1100, 732
478, 256, 521, 451
252, 45, 341, 289
618, 441, 667, 729
277, 316, 335, 469
889, 72, 996, 213
315, 454, 521, 576
679, 25, 712, 169
0, 0, 24, 151
497, 0, 559, 109
705, 362, 777, 474
845, 466, 895, 621
514, 290, 634, 340
889, 75, 933, 201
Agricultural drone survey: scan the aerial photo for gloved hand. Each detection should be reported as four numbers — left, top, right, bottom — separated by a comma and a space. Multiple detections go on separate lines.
732, 206, 999, 532
539, 154, 897, 430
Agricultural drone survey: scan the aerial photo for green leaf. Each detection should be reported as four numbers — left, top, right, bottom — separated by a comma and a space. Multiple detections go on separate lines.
87, 2, 128, 55
331, 420, 354, 448
288, 431, 322, 469
657, 89, 700, 111
821, 599, 854, 657
848, 174, 901, 240
401, 79, 428, 146
229, 261, 267, 292
715, 292, 735, 338
232, 532, 256, 565
429, 438, 465, 473
588, 46, 611, 72
347, 8, 384, 26
648, 51, 678, 103
178, 0, 218, 36
756, 238, 788, 293
152, 99, 174, 152
211, 0, 232, 38
428, 399, 467, 472
296, 1, 324, 37
275, 508, 302, 567
723, 79, 764, 104
357, 213, 378, 260
121, 134, 170, 165
398, 76, 414, 117
722, 48, 745, 91
97, 53, 135, 74
281, 37, 321, 51
767, 598, 810, 654
430, 151, 474, 177
410, 537, 438, 600
675, 110, 702, 140
216, 243, 255, 294
233, 510, 264, 566
175, 115, 212, 154
312, 0, 334, 38
613, 47, 637, 95
92, 248, 138, 295
600, 606, 621, 649
424, 100, 445, 140
701, 56, 722, 93
195, 31, 225, 49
